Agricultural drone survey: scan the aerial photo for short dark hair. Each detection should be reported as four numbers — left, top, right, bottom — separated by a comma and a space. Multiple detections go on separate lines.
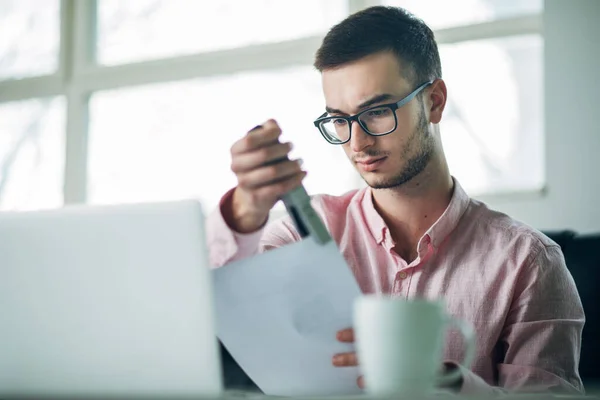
314, 6, 442, 86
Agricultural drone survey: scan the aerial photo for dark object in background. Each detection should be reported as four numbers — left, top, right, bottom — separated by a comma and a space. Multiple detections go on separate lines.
544, 230, 600, 388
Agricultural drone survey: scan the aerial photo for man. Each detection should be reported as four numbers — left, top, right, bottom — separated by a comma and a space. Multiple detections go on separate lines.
207, 6, 584, 395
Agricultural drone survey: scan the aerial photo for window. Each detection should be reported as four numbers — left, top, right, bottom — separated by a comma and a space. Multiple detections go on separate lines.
0, 97, 65, 210
88, 67, 356, 208
0, 0, 60, 80
439, 35, 543, 194
0, 0, 544, 213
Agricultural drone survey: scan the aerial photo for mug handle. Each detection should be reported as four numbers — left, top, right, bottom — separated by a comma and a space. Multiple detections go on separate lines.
435, 317, 476, 387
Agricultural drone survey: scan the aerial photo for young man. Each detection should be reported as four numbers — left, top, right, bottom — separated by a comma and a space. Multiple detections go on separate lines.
207, 6, 584, 395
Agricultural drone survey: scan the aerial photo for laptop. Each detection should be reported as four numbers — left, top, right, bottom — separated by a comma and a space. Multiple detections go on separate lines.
0, 200, 223, 398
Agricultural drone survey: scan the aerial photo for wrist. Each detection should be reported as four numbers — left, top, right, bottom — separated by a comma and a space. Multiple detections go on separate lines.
222, 188, 268, 233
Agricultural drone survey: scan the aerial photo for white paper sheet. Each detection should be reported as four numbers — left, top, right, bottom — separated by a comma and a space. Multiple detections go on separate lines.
212, 237, 363, 397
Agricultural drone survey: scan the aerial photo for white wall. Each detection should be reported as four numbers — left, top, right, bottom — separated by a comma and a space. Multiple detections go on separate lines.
479, 0, 600, 234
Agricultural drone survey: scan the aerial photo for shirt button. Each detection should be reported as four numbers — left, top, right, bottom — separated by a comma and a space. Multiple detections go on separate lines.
398, 271, 408, 280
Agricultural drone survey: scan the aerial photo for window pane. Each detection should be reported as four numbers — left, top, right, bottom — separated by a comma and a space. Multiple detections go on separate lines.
0, 0, 60, 80
439, 34, 543, 195
97, 0, 347, 65
0, 97, 65, 210
88, 67, 358, 212
384, 0, 542, 29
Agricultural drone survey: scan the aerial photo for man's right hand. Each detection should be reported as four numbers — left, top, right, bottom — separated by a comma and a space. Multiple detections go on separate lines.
223, 119, 306, 233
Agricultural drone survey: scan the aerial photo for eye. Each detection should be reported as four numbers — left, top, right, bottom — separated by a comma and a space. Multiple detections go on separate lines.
331, 118, 347, 126
367, 108, 390, 117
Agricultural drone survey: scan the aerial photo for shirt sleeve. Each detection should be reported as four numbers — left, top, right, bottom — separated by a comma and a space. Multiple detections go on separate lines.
205, 188, 304, 267
454, 244, 585, 395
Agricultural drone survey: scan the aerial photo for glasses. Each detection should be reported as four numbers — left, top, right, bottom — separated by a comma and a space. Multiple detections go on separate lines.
313, 80, 433, 145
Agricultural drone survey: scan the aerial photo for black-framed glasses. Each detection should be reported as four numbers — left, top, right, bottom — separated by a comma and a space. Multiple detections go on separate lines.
313, 80, 433, 145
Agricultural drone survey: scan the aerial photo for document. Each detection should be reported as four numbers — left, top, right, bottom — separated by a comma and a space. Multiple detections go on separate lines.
212, 237, 363, 397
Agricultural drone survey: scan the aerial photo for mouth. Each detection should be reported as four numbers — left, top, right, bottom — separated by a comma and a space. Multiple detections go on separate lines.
355, 156, 387, 172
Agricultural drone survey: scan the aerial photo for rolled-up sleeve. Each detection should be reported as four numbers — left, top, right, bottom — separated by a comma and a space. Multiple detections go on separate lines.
206, 188, 265, 267
206, 188, 304, 267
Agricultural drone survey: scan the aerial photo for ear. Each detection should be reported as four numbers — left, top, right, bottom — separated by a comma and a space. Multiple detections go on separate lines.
427, 79, 447, 125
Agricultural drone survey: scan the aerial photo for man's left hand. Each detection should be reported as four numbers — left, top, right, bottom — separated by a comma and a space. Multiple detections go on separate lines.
332, 328, 364, 388
332, 328, 463, 391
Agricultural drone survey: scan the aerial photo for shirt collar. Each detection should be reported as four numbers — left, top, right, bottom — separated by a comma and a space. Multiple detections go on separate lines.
360, 186, 387, 245
360, 177, 471, 249
425, 177, 470, 249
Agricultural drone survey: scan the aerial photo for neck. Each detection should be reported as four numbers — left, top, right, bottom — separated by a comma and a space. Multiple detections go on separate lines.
371, 154, 453, 260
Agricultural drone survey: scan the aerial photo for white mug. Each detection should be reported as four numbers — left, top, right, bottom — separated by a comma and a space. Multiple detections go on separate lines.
353, 296, 475, 396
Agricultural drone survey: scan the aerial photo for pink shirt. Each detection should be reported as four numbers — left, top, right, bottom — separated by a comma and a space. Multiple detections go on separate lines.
207, 179, 584, 395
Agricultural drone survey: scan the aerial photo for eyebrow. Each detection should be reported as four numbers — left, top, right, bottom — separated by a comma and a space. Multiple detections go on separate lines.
325, 93, 395, 115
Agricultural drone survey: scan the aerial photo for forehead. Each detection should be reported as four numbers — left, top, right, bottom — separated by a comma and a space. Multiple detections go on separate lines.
321, 52, 411, 113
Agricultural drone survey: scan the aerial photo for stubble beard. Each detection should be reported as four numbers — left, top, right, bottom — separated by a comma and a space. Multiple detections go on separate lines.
362, 103, 435, 189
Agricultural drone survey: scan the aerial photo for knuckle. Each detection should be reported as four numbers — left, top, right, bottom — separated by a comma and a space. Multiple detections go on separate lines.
258, 147, 272, 160
267, 121, 282, 135
286, 161, 300, 173
280, 142, 292, 155
290, 175, 303, 187
243, 135, 256, 148
266, 165, 279, 180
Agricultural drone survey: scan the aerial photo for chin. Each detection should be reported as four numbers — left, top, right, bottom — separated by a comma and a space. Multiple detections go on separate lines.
362, 171, 419, 190
362, 173, 397, 189
367, 181, 400, 190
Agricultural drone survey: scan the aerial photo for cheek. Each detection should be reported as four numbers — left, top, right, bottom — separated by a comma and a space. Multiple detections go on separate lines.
390, 112, 421, 149
383, 127, 410, 152
393, 112, 416, 137
375, 129, 417, 165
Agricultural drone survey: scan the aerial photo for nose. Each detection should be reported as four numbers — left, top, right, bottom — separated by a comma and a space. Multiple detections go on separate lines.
349, 121, 375, 153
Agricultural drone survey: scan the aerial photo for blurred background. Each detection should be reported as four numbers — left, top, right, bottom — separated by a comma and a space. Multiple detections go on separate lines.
0, 0, 598, 233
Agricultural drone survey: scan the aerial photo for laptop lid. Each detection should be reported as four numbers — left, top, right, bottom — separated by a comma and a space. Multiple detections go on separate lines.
0, 200, 222, 398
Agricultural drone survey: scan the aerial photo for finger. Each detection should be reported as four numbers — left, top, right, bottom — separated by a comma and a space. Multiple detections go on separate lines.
332, 352, 358, 367
231, 120, 282, 154
357, 376, 364, 389
238, 159, 303, 190
231, 142, 293, 173
253, 171, 307, 200
336, 328, 355, 343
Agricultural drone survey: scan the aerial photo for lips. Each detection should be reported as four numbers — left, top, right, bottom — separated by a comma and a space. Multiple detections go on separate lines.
356, 157, 386, 165
355, 156, 387, 172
